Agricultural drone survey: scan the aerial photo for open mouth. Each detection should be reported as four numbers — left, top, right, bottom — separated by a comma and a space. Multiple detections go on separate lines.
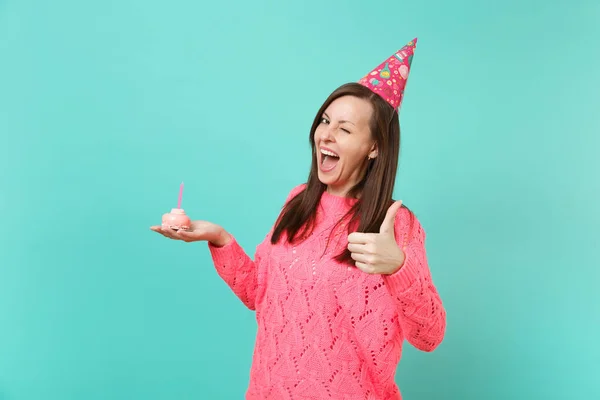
320, 148, 340, 172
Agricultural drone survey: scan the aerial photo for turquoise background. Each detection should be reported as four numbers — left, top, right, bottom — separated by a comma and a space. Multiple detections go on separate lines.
1, 0, 599, 398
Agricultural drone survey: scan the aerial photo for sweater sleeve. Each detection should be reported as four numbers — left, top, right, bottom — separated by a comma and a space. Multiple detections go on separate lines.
207, 183, 307, 311
382, 208, 446, 352
208, 236, 263, 310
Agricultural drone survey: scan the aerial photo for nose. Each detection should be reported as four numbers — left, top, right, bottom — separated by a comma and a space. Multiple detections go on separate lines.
321, 124, 335, 142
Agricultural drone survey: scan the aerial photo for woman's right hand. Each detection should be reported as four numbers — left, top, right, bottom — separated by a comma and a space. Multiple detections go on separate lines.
150, 221, 232, 247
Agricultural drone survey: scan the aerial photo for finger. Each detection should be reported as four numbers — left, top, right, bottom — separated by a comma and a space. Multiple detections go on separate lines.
354, 261, 374, 274
161, 227, 182, 240
177, 230, 196, 242
379, 200, 403, 235
150, 226, 169, 235
350, 252, 370, 263
347, 242, 369, 254
150, 226, 170, 237
347, 232, 375, 244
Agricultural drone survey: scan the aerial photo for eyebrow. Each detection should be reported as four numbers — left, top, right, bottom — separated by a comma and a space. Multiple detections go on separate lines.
323, 112, 356, 126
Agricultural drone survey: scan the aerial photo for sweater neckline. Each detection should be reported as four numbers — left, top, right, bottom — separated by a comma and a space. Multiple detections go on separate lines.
319, 189, 358, 214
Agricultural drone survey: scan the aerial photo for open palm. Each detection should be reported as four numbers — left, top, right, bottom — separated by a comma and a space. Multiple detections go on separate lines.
150, 220, 230, 246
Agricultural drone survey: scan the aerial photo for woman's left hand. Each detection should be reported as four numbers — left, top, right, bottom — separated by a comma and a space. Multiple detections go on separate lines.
347, 201, 406, 275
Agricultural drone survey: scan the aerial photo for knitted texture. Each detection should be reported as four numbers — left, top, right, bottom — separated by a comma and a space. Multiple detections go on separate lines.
208, 184, 446, 399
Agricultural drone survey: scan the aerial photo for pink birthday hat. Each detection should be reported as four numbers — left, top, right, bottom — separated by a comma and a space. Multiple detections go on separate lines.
357, 38, 417, 110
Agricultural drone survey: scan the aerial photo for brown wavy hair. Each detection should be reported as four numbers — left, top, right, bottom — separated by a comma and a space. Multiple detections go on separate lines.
271, 82, 413, 264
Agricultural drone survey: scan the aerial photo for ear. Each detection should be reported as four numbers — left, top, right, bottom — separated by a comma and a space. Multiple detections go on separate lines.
368, 143, 378, 159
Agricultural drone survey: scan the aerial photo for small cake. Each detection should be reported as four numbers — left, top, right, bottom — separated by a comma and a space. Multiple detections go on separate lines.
161, 208, 191, 231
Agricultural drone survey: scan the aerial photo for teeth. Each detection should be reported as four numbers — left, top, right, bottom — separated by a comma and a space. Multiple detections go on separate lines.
321, 149, 339, 157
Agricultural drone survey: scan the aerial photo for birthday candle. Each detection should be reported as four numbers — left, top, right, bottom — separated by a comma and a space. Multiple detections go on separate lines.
177, 182, 184, 209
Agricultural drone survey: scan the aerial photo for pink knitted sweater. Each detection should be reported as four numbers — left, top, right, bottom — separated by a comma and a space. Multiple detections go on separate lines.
208, 184, 446, 399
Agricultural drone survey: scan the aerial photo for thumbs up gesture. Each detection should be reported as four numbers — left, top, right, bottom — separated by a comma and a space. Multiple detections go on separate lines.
347, 201, 406, 275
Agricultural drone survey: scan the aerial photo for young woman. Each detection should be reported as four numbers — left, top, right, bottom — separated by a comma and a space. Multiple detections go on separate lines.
151, 38, 446, 399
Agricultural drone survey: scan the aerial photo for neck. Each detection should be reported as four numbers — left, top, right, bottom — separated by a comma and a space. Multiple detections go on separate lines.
326, 184, 357, 198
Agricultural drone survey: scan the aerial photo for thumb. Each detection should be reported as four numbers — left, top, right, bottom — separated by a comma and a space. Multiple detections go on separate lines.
379, 200, 403, 235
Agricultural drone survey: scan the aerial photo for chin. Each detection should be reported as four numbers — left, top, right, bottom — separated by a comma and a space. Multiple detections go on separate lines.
317, 172, 334, 185
317, 173, 344, 189
317, 175, 329, 186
